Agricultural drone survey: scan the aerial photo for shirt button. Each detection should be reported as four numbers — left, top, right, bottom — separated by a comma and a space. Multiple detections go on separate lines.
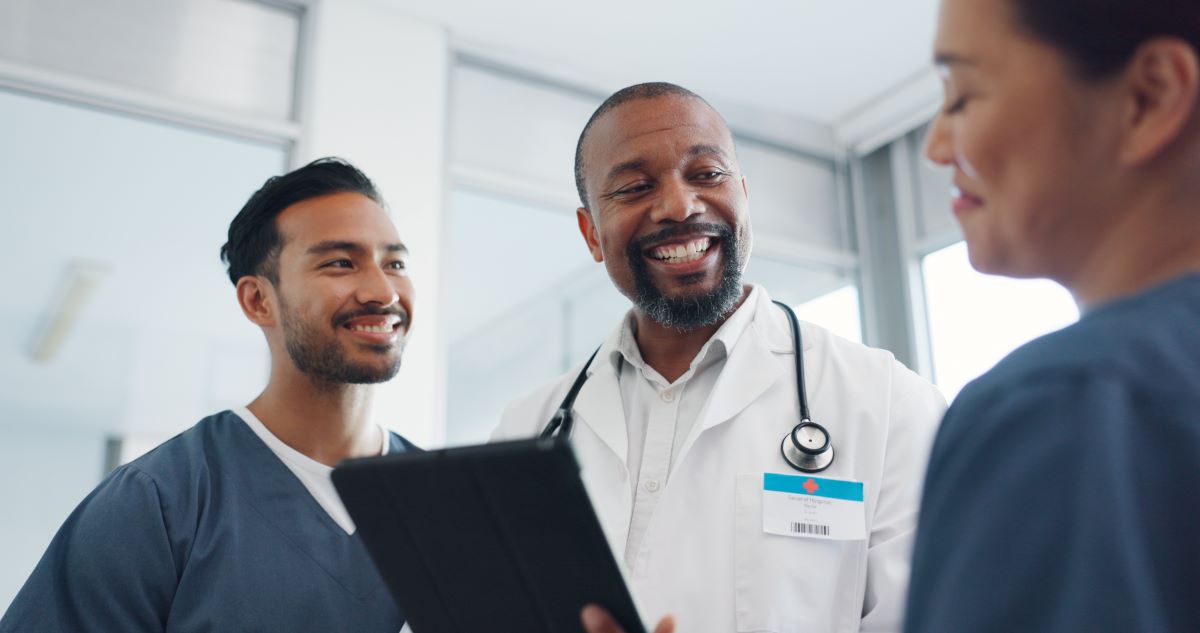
661, 390, 675, 402
643, 479, 660, 493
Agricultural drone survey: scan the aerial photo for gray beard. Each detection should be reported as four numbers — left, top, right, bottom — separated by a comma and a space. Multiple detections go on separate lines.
626, 223, 744, 332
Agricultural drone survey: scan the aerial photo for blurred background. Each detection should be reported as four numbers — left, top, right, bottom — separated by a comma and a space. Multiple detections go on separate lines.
0, 0, 1079, 607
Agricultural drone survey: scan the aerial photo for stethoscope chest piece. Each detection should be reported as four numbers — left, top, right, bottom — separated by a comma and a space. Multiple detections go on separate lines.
780, 419, 835, 473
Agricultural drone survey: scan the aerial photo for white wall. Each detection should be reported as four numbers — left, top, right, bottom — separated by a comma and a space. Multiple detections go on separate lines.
300, 0, 451, 446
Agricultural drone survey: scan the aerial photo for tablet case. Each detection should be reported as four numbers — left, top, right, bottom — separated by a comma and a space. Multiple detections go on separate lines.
333, 437, 647, 633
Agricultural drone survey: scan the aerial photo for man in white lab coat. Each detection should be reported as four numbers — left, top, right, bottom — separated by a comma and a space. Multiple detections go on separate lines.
492, 82, 947, 633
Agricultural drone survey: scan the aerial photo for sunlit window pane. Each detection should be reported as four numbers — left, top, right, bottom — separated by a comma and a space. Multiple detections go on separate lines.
922, 242, 1078, 400
743, 255, 862, 344
793, 285, 861, 344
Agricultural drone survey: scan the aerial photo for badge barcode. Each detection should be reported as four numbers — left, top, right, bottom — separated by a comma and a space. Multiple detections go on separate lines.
789, 522, 830, 536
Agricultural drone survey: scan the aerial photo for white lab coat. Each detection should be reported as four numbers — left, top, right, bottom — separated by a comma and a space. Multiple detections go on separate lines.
493, 286, 946, 633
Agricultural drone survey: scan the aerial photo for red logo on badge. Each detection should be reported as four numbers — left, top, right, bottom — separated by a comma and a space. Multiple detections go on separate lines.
803, 478, 819, 494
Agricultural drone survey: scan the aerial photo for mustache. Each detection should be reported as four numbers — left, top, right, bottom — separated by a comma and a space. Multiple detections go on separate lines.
333, 305, 409, 328
629, 222, 731, 252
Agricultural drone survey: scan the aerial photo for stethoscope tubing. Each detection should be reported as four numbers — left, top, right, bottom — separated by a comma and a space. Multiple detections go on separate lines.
540, 300, 833, 473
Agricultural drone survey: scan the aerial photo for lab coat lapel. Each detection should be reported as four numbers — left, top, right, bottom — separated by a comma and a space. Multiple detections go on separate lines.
675, 292, 792, 465
572, 355, 629, 466
703, 322, 782, 430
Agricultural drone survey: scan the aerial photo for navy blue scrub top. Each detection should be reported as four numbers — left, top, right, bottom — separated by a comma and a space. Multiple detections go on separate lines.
0, 411, 415, 633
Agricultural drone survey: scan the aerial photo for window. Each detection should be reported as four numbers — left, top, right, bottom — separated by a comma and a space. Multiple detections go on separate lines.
922, 242, 1078, 400
0, 86, 286, 609
743, 255, 862, 344
442, 190, 627, 445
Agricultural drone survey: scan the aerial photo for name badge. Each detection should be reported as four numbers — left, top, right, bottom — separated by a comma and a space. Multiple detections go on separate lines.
761, 473, 866, 540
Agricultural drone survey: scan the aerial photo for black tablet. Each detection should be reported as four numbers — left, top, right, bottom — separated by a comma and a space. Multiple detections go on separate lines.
332, 437, 647, 633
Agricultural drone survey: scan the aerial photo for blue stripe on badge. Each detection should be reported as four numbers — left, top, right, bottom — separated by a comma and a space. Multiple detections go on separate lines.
763, 473, 864, 502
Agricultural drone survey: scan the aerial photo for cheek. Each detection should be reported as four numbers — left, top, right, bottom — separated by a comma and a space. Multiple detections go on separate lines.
596, 218, 634, 262
949, 113, 999, 186
396, 278, 416, 310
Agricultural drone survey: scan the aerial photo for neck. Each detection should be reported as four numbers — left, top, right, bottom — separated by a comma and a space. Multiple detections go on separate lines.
247, 364, 381, 467
1064, 194, 1200, 310
633, 286, 750, 383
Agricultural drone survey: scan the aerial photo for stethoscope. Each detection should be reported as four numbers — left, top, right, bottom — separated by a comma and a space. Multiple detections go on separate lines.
539, 300, 835, 473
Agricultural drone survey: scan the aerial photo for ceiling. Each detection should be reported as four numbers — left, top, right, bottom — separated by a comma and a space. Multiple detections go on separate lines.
387, 0, 943, 135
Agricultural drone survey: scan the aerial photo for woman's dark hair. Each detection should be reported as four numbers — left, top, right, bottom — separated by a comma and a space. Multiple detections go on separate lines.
1010, 0, 1200, 79
219, 157, 382, 286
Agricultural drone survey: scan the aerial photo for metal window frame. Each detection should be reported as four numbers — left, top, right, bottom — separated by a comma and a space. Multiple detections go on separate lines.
447, 52, 861, 276
0, 0, 311, 157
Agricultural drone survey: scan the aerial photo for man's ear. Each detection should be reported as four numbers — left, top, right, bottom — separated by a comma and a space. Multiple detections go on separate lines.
236, 276, 277, 327
1119, 37, 1200, 166
576, 207, 604, 263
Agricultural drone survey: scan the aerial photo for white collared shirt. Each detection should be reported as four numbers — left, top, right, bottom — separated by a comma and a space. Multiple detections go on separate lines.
613, 286, 759, 567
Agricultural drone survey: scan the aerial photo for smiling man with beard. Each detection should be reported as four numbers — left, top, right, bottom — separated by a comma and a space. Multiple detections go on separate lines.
1, 158, 417, 633
493, 83, 947, 633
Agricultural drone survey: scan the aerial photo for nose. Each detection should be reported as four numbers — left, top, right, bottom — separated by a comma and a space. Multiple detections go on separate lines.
922, 111, 954, 168
356, 262, 400, 307
649, 177, 701, 223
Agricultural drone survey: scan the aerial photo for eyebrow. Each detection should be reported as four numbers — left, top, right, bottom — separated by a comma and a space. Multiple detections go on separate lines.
305, 240, 408, 255
605, 158, 647, 183
686, 144, 730, 160
933, 52, 978, 69
603, 144, 732, 184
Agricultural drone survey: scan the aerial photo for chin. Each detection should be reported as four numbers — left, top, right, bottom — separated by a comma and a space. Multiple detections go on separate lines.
662, 271, 719, 293
966, 241, 1043, 279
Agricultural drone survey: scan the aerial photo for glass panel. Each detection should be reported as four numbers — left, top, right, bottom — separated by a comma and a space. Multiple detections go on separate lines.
793, 285, 862, 344
0, 87, 286, 609
743, 255, 862, 343
922, 241, 1079, 400
451, 66, 596, 198
443, 190, 625, 445
738, 141, 846, 252
0, 0, 300, 120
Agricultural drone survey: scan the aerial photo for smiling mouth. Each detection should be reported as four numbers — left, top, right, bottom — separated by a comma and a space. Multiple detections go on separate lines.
340, 313, 406, 336
347, 323, 396, 333
646, 236, 717, 265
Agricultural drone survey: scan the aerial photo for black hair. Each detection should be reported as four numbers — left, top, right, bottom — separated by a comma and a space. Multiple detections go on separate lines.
1009, 0, 1200, 79
573, 82, 717, 210
220, 157, 382, 286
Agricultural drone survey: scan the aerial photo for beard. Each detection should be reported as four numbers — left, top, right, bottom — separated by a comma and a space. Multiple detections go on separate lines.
279, 299, 404, 386
625, 222, 745, 332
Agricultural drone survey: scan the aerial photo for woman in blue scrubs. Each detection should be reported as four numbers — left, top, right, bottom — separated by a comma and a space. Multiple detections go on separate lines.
905, 0, 1200, 631
582, 2, 1200, 632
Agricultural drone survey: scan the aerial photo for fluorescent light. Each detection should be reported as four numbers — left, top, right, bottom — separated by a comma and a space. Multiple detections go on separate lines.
28, 260, 109, 363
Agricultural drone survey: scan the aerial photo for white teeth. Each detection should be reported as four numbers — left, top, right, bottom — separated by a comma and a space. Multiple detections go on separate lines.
350, 324, 392, 333
652, 237, 712, 263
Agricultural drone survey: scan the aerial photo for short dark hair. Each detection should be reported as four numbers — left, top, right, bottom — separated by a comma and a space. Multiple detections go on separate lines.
220, 157, 382, 286
573, 82, 715, 210
1009, 0, 1200, 79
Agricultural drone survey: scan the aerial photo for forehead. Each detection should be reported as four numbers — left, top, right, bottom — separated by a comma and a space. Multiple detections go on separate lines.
275, 191, 400, 252
584, 95, 734, 172
934, 0, 1018, 58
